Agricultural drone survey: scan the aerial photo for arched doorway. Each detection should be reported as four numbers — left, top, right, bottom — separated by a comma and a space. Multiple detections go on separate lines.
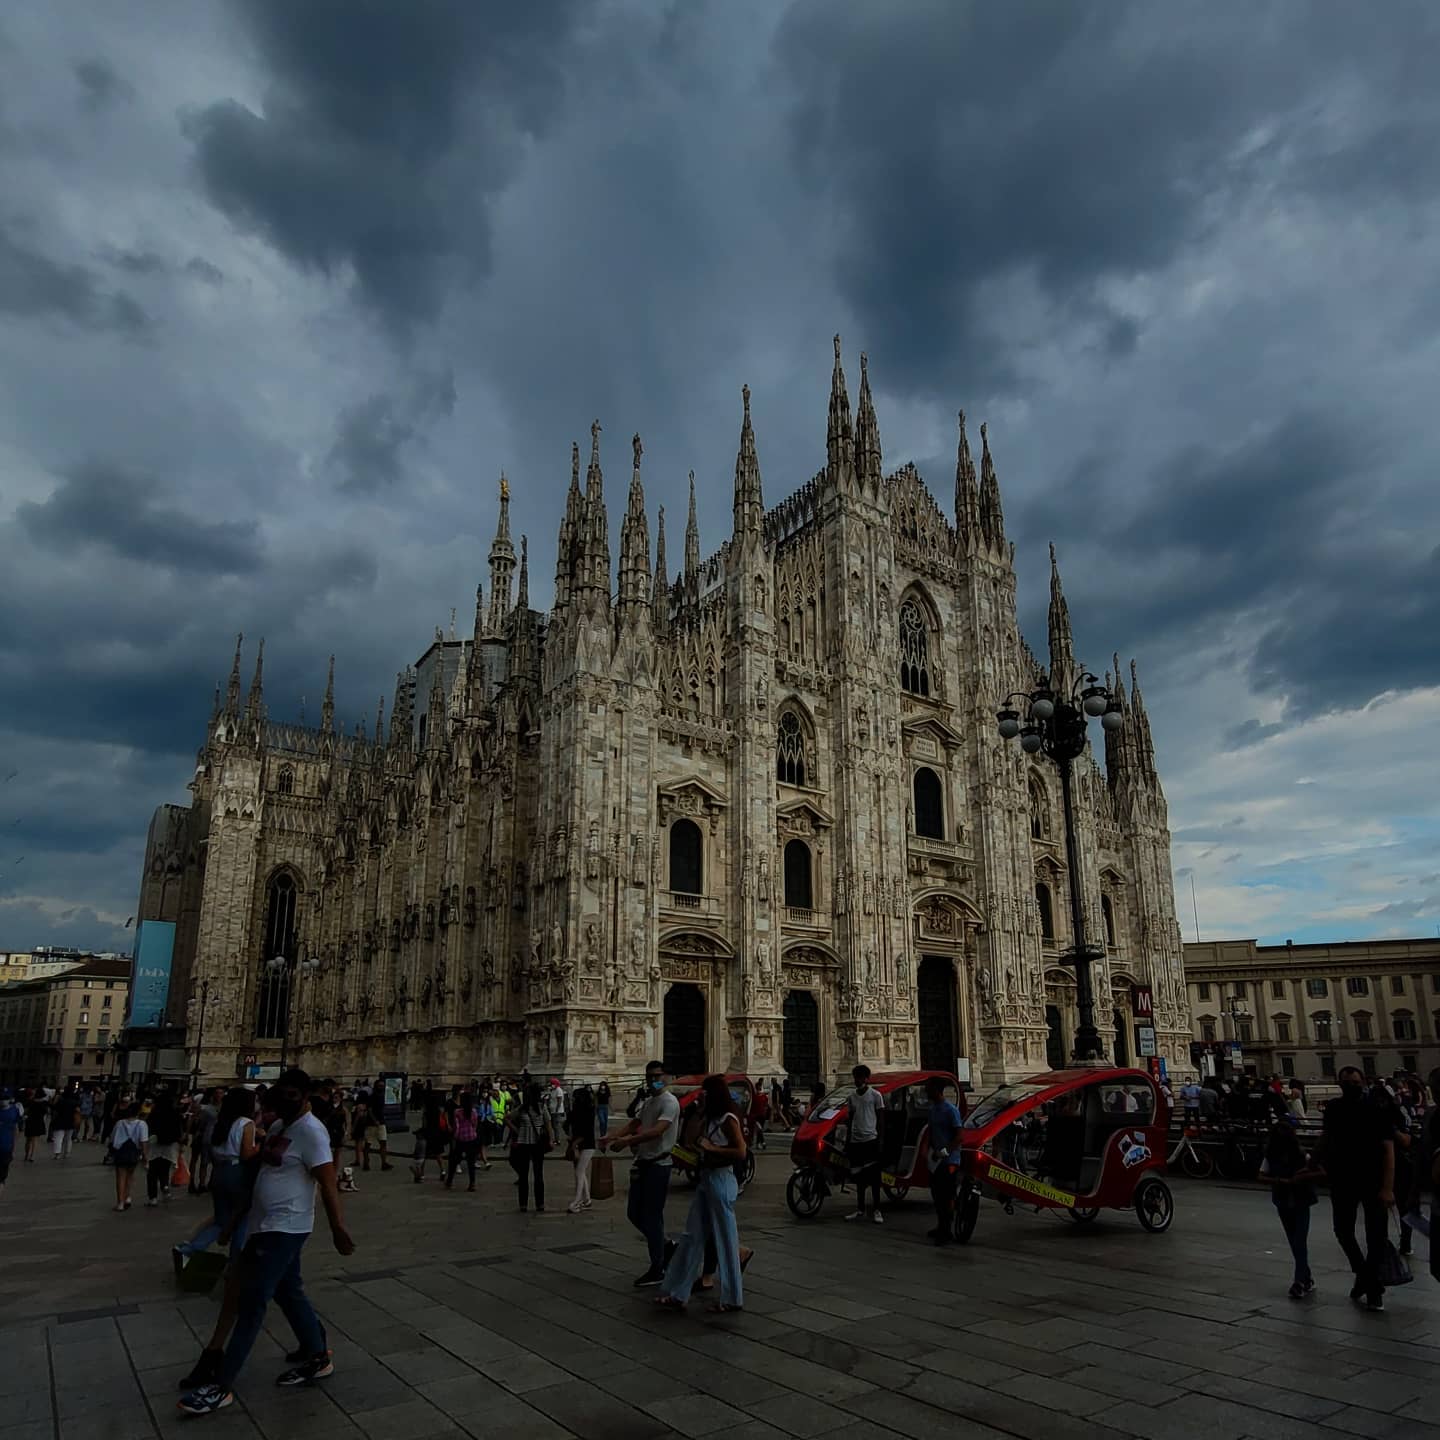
782, 990, 820, 1088
1045, 1005, 1066, 1070
917, 956, 958, 1072
662, 983, 706, 1075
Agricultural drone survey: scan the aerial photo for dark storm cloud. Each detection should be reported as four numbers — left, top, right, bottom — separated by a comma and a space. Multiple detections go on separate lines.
774, 0, 1440, 396
18, 460, 263, 575
185, 0, 583, 328
73, 56, 133, 112
0, 221, 152, 337
326, 369, 457, 494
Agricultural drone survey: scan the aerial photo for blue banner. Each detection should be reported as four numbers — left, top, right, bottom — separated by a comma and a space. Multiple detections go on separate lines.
127, 920, 176, 1028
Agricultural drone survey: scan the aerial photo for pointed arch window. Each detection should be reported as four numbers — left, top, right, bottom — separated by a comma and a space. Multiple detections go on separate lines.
1101, 894, 1116, 948
783, 839, 813, 909
913, 766, 944, 839
898, 598, 931, 697
1028, 774, 1048, 839
1036, 882, 1055, 940
776, 710, 807, 787
255, 871, 297, 1039
277, 766, 294, 796
669, 818, 703, 895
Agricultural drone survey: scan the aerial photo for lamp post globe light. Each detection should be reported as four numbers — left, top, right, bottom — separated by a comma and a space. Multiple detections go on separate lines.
997, 669, 1124, 1064
268, 940, 320, 1071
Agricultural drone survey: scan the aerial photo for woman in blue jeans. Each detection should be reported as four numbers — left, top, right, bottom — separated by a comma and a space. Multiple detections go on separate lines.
656, 1075, 748, 1313
174, 1087, 259, 1267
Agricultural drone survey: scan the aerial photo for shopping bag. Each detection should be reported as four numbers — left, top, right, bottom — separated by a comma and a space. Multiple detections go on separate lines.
590, 1155, 615, 1201
176, 1250, 228, 1294
1379, 1211, 1413, 1288
172, 1154, 190, 1189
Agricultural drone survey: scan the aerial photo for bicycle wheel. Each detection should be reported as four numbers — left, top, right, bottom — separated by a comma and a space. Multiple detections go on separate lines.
952, 1181, 980, 1244
1179, 1144, 1213, 1180
1216, 1142, 1257, 1181
786, 1168, 825, 1219
882, 1182, 910, 1204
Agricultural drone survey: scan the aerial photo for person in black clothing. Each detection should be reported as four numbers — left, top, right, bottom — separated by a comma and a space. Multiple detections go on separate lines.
1369, 1078, 1415, 1256
1260, 1116, 1320, 1299
1316, 1066, 1395, 1311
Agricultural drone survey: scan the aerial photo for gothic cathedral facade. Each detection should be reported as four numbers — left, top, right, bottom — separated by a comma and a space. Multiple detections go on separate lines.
137, 339, 1190, 1089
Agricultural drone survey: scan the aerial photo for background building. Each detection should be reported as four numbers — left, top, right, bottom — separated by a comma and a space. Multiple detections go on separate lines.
1184, 937, 1440, 1081
0, 957, 131, 1087
136, 342, 1189, 1089
0, 948, 109, 985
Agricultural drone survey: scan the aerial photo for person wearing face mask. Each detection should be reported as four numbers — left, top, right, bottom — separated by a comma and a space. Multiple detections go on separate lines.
178, 1068, 356, 1418
1315, 1066, 1394, 1312
844, 1065, 886, 1225
607, 1060, 681, 1287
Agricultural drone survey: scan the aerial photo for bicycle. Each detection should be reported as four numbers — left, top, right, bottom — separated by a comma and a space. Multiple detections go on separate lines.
1167, 1125, 1213, 1179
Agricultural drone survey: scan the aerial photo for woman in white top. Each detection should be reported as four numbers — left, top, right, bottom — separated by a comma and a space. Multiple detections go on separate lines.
108, 1104, 149, 1211
175, 1087, 259, 1263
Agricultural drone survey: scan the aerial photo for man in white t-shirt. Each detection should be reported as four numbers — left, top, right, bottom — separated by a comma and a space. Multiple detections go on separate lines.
179, 1068, 355, 1419
607, 1060, 682, 1287
845, 1065, 887, 1225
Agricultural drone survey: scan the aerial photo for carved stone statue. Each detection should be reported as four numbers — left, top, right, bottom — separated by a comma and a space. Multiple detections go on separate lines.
629, 927, 646, 978
742, 977, 756, 1012
549, 923, 564, 963
603, 955, 619, 1007
756, 941, 772, 989
758, 856, 771, 900
586, 821, 601, 880
460, 965, 473, 1002
583, 922, 600, 973
977, 966, 998, 1023
863, 942, 876, 990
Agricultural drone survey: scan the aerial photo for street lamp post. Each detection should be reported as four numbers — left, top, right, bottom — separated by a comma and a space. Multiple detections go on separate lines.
187, 979, 211, 1089
268, 939, 319, 1072
996, 670, 1124, 1063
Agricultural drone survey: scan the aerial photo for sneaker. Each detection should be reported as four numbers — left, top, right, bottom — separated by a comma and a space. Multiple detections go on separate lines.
1349, 1281, 1365, 1302
1301, 1279, 1315, 1297
177, 1385, 233, 1416
872, 1211, 885, 1225
633, 1267, 664, 1288
1287, 1282, 1305, 1300
276, 1352, 334, 1387
172, 1245, 188, 1280
177, 1349, 225, 1390
844, 1209, 865, 1222
1363, 1295, 1385, 1313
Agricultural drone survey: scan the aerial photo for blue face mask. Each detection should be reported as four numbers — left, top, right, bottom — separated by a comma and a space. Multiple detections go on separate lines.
650, 1077, 667, 1092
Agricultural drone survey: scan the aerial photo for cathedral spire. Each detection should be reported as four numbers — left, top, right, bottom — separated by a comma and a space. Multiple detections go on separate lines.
517, 534, 529, 610
653, 504, 669, 636
826, 333, 853, 476
321, 654, 335, 736
979, 421, 1006, 550
211, 680, 222, 722
1047, 543, 1075, 696
554, 441, 582, 614
487, 473, 516, 634
955, 411, 980, 540
244, 637, 265, 726
684, 470, 700, 579
578, 419, 611, 602
1130, 658, 1156, 775
732, 385, 764, 538
855, 352, 882, 490
617, 433, 652, 620
426, 661, 446, 751
390, 668, 414, 754
225, 632, 243, 717
374, 693, 386, 751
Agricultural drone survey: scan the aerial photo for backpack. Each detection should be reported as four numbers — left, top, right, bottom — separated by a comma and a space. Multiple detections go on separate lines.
453, 1110, 478, 1144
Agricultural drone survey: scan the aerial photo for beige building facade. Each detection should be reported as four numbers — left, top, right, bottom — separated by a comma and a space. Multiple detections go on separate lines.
1184, 937, 1440, 1081
138, 342, 1189, 1090
0, 958, 130, 1086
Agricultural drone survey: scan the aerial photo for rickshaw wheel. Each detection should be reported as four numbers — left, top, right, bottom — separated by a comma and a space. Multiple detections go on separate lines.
786, 1168, 825, 1219
1067, 1206, 1100, 1225
1135, 1176, 1174, 1233
882, 1183, 910, 1205
952, 1183, 980, 1244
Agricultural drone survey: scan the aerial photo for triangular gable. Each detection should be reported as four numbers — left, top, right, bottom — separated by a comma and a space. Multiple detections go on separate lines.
776, 797, 834, 831
902, 715, 964, 751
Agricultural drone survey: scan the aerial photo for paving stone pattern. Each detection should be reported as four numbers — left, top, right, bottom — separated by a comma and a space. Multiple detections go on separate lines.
1, 1146, 1436, 1440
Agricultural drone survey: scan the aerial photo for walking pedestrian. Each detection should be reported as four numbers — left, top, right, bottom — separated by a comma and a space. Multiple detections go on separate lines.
49, 1082, 80, 1160
474, 1084, 495, 1170
445, 1092, 483, 1191
361, 1087, 392, 1172
843, 1065, 886, 1225
176, 1086, 260, 1268
77, 1086, 96, 1143
109, 1103, 148, 1211
504, 1083, 554, 1213
655, 1075, 748, 1314
146, 1094, 184, 1205
566, 1086, 598, 1213
1316, 1065, 1395, 1312
23, 1089, 48, 1163
189, 1088, 221, 1194
1179, 1078, 1203, 1125
596, 1080, 611, 1139
607, 1059, 681, 1287
923, 1076, 964, 1246
411, 1091, 448, 1183
1260, 1115, 1320, 1298
0, 1088, 21, 1198
1371, 1077, 1416, 1256
177, 1068, 355, 1418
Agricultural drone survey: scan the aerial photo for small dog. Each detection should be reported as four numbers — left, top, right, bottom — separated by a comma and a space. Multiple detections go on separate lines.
338, 1165, 359, 1193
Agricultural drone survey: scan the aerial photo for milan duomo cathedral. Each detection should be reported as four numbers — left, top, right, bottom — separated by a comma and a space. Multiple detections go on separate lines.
138, 339, 1191, 1090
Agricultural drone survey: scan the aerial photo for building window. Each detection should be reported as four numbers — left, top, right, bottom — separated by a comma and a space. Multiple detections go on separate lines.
776, 710, 807, 787
1432, 974, 1440, 995
1402, 1053, 1418, 1072
79, 1012, 89, 1025
1036, 883, 1054, 941
1232, 982, 1247, 998
72, 1053, 83, 1067
277, 766, 295, 796
1389, 975, 1404, 996
1197, 982, 1211, 1001
97, 1030, 109, 1046
1313, 1011, 1334, 1042
1361, 1053, 1377, 1077
1346, 976, 1369, 997
256, 870, 298, 1040
1101, 895, 1116, 949
1238, 1022, 1253, 1044
75, 1029, 87, 1045
102, 995, 111, 1008
1275, 1019, 1291, 1043
1306, 978, 1328, 999
1028, 775, 1049, 840
783, 839, 813, 910
1354, 1017, 1372, 1042
898, 598, 931, 697
669, 819, 703, 896
1201, 1022, 1216, 1043
1393, 1013, 1417, 1041
1280, 1055, 1295, 1078
1271, 980, 1285, 1000
1320, 1054, 1335, 1077
913, 767, 944, 839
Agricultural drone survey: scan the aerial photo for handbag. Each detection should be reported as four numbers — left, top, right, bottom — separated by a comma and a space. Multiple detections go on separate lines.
590, 1154, 615, 1200
1379, 1211, 1414, 1288
114, 1138, 140, 1167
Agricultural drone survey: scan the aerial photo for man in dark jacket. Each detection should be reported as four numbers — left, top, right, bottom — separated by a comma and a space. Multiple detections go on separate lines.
1319, 1066, 1395, 1311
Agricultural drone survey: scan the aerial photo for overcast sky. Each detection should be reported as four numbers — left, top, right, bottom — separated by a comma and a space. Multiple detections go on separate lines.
2, 1, 1437, 956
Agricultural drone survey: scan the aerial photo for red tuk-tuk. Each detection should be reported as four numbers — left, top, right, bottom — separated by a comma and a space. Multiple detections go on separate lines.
669, 1074, 759, 1191
785, 1070, 963, 1219
951, 1066, 1173, 1242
